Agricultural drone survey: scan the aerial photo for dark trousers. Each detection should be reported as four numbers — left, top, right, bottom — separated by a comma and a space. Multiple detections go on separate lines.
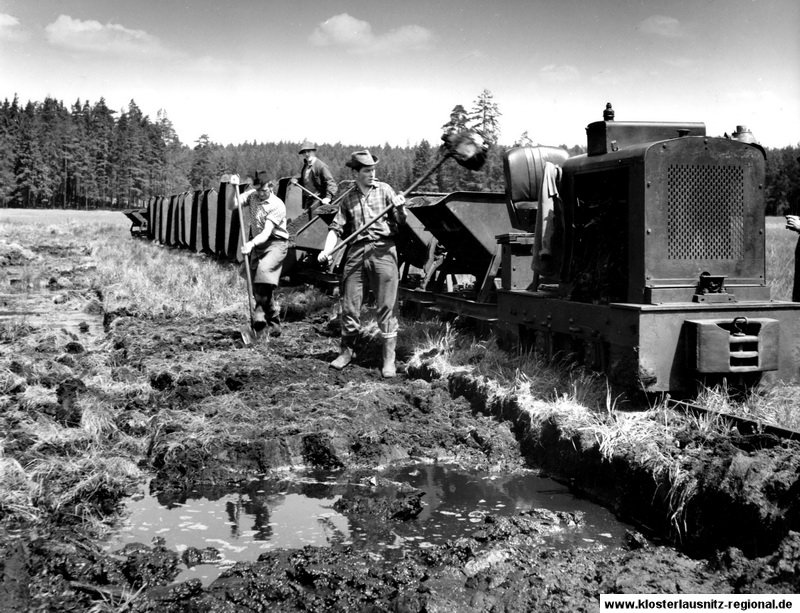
253, 283, 277, 329
794, 237, 800, 302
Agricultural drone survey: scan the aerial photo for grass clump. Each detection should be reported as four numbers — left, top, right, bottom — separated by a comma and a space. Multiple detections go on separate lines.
280, 284, 334, 320
0, 454, 42, 523
29, 453, 140, 519
693, 381, 800, 432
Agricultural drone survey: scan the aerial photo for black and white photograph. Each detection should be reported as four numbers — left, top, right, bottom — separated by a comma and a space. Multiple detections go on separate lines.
1, 1, 800, 610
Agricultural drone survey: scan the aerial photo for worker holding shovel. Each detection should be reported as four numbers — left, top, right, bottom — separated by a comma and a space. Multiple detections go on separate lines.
236, 171, 289, 337
318, 150, 406, 377
295, 141, 338, 211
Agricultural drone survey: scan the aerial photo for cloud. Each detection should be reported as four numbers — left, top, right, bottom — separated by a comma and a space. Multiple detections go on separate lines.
539, 64, 580, 84
662, 56, 695, 69
637, 15, 684, 38
310, 13, 433, 54
44, 14, 170, 57
0, 12, 26, 41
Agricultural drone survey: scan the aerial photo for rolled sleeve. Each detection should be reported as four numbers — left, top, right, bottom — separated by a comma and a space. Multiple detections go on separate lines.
329, 205, 347, 237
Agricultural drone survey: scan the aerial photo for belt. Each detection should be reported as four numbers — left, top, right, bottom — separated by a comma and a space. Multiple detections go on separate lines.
353, 236, 394, 245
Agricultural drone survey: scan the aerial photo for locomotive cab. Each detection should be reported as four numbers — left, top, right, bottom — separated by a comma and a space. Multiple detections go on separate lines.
559, 120, 768, 306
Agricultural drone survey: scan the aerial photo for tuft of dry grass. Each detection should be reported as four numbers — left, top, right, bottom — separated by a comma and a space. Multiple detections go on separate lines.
0, 453, 42, 522
29, 453, 140, 516
18, 384, 59, 413
151, 393, 262, 464
0, 367, 26, 394
0, 318, 37, 343
280, 285, 334, 320
693, 381, 800, 432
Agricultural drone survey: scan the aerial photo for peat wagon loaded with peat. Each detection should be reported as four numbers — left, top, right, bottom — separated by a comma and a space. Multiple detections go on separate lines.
127, 104, 800, 394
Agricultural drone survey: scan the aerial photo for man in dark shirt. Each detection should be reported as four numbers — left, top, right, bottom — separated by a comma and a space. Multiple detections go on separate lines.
786, 156, 800, 302
787, 213, 800, 302
318, 150, 406, 377
297, 141, 338, 210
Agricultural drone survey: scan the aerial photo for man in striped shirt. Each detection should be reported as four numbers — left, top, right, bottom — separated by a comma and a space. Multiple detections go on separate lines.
318, 150, 406, 377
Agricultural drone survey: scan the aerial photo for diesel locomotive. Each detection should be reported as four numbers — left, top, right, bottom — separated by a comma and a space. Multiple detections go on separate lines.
125, 104, 800, 393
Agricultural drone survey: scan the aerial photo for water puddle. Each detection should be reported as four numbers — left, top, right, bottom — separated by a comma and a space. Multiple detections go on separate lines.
106, 465, 633, 585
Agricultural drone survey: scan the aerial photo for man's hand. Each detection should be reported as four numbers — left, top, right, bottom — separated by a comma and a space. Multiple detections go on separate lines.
322, 197, 331, 205
392, 194, 406, 208
241, 241, 253, 255
318, 251, 330, 265
290, 177, 299, 185
786, 215, 800, 232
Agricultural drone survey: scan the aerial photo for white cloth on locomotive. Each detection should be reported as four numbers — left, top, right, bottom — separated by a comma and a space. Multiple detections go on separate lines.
532, 161, 562, 275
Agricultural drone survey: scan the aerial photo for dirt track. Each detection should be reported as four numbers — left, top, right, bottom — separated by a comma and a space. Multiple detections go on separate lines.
2, 225, 800, 611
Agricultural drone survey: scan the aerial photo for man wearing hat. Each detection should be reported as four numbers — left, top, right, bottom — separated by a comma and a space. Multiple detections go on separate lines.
317, 150, 406, 377
297, 141, 338, 211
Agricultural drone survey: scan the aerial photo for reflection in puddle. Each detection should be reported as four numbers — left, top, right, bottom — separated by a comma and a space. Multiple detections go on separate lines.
389, 464, 628, 549
106, 465, 631, 585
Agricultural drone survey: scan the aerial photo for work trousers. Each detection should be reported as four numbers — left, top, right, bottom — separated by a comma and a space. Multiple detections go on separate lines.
794, 237, 800, 303
340, 239, 399, 339
253, 283, 278, 329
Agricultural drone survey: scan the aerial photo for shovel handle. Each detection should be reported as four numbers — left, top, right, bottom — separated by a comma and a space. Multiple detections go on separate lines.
292, 180, 326, 204
230, 176, 256, 321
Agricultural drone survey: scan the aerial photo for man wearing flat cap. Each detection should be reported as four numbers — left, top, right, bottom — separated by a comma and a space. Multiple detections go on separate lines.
318, 150, 406, 377
296, 141, 338, 211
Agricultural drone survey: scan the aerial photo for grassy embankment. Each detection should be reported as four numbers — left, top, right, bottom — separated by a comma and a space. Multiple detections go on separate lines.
0, 209, 798, 540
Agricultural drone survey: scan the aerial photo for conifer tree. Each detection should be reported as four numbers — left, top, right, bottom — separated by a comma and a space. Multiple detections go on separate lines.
0, 96, 20, 206
13, 102, 48, 207
411, 139, 436, 192
468, 89, 501, 146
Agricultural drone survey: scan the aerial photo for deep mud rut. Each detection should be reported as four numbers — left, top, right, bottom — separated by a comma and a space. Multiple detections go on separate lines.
2, 238, 800, 612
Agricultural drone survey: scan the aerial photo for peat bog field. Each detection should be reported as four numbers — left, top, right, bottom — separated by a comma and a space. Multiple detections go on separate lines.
1, 209, 800, 611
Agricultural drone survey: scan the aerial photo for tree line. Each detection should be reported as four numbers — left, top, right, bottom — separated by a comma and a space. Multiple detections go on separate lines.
1, 92, 797, 214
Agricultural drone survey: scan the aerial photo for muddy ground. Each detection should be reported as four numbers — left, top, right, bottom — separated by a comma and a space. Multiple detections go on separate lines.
2, 232, 800, 612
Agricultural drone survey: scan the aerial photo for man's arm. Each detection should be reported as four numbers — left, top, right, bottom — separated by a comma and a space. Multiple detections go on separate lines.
318, 161, 338, 202
317, 230, 339, 264
242, 220, 275, 255
388, 186, 407, 225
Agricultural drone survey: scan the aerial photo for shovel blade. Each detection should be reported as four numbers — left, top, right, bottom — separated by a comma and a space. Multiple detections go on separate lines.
240, 324, 257, 346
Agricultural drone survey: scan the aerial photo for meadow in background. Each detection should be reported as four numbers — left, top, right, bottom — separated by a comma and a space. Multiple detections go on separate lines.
766, 216, 797, 301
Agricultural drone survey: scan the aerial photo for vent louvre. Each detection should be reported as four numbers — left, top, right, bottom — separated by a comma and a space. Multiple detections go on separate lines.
667, 165, 744, 259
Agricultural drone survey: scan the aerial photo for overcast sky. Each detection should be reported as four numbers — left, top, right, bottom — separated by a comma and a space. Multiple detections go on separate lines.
1, 0, 798, 149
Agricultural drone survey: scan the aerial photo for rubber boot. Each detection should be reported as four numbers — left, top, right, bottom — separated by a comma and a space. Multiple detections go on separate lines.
330, 337, 355, 370
253, 283, 273, 334
252, 306, 267, 331
267, 310, 281, 337
381, 336, 397, 378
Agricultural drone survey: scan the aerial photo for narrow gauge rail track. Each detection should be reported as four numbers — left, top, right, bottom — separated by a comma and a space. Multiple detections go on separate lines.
666, 398, 800, 441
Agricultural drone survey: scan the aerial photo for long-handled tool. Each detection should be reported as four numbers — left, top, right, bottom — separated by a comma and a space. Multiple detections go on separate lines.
291, 178, 357, 209
229, 174, 258, 346
291, 180, 326, 205
326, 130, 488, 258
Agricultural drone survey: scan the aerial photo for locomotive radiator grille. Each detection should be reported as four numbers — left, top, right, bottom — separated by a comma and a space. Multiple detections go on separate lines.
666, 164, 744, 260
